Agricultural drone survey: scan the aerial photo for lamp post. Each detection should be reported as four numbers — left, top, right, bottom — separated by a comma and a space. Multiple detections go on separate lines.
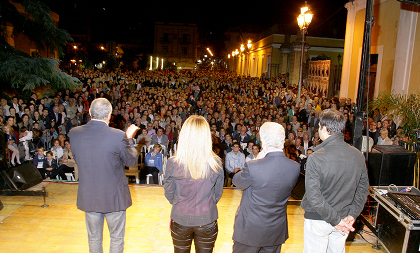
246, 40, 252, 76
297, 1, 313, 99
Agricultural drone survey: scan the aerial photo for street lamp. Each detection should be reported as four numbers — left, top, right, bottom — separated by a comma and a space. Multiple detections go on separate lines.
297, 1, 313, 99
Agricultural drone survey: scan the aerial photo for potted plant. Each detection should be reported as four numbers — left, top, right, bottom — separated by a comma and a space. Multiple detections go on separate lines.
370, 92, 420, 144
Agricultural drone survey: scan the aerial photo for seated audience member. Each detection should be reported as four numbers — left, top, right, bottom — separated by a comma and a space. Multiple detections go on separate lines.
243, 140, 255, 157
377, 128, 393, 145
4, 125, 21, 166
137, 128, 152, 147
225, 142, 246, 178
223, 133, 234, 154
43, 151, 58, 179
51, 138, 64, 162
151, 127, 169, 153
49, 140, 78, 181
235, 125, 252, 145
33, 147, 46, 170
142, 143, 163, 184
147, 122, 156, 136
245, 144, 260, 162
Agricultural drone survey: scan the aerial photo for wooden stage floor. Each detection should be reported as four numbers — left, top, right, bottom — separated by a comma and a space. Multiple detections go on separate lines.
0, 182, 385, 253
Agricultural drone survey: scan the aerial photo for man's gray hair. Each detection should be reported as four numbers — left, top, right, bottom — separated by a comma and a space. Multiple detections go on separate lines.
89, 98, 112, 120
260, 122, 285, 150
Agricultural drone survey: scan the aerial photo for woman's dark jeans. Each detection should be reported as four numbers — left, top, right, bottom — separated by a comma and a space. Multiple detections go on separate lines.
170, 220, 218, 253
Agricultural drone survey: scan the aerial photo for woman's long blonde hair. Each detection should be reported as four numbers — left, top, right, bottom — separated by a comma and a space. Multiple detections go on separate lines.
174, 115, 221, 179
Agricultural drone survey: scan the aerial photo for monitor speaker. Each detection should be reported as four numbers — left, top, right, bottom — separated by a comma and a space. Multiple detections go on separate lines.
367, 145, 417, 186
0, 162, 43, 191
397, 0, 420, 6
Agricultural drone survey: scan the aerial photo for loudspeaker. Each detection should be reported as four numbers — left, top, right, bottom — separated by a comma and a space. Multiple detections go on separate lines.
367, 145, 417, 186
291, 174, 305, 200
0, 162, 43, 191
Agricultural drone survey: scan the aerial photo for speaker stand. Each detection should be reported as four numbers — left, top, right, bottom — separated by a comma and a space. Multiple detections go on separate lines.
41, 186, 49, 208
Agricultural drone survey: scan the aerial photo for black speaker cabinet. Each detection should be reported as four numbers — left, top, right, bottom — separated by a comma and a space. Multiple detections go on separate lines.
0, 162, 43, 191
367, 145, 417, 187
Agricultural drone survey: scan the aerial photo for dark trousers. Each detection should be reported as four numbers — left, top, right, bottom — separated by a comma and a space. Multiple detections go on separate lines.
50, 165, 74, 180
142, 166, 159, 184
171, 220, 218, 253
233, 241, 282, 253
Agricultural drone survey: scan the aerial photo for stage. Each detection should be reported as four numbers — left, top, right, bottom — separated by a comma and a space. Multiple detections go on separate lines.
0, 182, 385, 253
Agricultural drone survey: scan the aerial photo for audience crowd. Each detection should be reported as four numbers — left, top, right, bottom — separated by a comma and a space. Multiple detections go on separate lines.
1, 69, 406, 182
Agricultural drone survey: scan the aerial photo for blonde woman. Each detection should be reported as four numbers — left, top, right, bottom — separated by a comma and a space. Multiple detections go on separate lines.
164, 115, 224, 253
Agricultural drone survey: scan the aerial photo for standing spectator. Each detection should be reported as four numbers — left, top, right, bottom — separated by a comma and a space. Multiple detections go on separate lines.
69, 98, 139, 253
232, 122, 300, 253
368, 121, 380, 145
302, 109, 369, 253
65, 97, 78, 132
4, 125, 20, 166
164, 115, 224, 253
0, 98, 11, 117
377, 128, 393, 145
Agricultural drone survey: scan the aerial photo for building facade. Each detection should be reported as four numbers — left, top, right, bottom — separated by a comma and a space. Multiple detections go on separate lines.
227, 27, 344, 90
4, 2, 59, 59
341, 0, 420, 102
153, 22, 198, 70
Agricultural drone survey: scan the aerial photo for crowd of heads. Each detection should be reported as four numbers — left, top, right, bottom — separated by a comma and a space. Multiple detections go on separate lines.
1, 68, 405, 171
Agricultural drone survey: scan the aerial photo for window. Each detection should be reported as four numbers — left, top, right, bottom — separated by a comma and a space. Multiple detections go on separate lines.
163, 33, 169, 42
182, 34, 188, 43
182, 47, 188, 55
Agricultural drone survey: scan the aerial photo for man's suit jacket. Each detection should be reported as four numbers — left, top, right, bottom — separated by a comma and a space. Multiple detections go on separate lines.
48, 112, 63, 126
150, 134, 169, 149
234, 133, 252, 144
232, 151, 300, 247
69, 120, 138, 213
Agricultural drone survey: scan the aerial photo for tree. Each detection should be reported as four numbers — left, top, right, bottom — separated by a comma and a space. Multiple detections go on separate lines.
0, 0, 81, 91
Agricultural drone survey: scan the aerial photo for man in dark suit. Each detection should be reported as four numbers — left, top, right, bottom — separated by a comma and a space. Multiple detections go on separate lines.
234, 125, 252, 145
232, 122, 300, 253
48, 105, 63, 128
69, 98, 139, 253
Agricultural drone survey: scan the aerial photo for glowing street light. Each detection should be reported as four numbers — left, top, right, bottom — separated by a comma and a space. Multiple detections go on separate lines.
297, 1, 313, 99
207, 48, 213, 57
247, 40, 252, 50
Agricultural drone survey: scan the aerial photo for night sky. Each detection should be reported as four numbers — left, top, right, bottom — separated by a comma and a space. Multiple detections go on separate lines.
42, 0, 350, 55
